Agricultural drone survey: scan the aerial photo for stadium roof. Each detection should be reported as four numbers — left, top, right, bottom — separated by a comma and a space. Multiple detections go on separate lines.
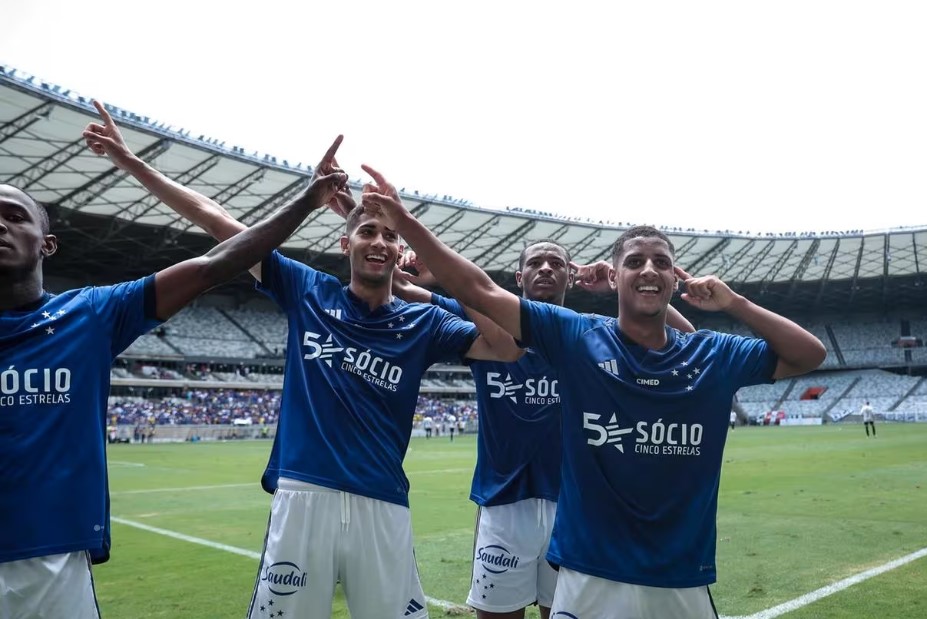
2, 65, 926, 316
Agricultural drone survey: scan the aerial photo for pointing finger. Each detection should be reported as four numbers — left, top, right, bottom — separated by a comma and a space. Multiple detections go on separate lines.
361, 164, 388, 187
674, 266, 692, 281
92, 100, 114, 126
320, 135, 344, 166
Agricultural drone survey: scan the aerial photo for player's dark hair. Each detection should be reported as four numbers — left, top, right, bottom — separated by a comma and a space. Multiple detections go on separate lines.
344, 207, 367, 235
611, 226, 675, 261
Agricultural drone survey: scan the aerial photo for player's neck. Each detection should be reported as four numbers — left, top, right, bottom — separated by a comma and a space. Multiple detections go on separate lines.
347, 278, 393, 310
0, 273, 45, 311
616, 314, 668, 350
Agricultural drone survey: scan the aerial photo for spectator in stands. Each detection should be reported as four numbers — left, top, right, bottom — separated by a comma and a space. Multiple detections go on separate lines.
730, 410, 737, 430
394, 242, 694, 619
90, 114, 522, 619
0, 106, 347, 619
861, 400, 876, 437
359, 169, 827, 619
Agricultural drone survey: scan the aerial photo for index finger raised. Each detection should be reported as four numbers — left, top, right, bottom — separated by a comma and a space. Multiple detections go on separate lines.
320, 135, 344, 165
361, 164, 388, 187
674, 266, 692, 281
92, 100, 115, 126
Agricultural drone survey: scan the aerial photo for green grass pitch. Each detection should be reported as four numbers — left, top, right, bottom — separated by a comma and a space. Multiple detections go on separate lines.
96, 424, 927, 618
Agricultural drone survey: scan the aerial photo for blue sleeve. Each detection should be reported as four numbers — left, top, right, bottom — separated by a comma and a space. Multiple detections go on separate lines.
90, 275, 162, 357
257, 251, 322, 311
428, 307, 479, 364
716, 332, 779, 386
430, 293, 467, 319
518, 297, 583, 367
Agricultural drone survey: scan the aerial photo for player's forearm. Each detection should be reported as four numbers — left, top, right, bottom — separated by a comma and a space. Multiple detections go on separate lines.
667, 304, 696, 333
393, 211, 502, 315
198, 190, 318, 284
725, 296, 826, 376
123, 156, 244, 241
391, 276, 432, 304
463, 305, 525, 361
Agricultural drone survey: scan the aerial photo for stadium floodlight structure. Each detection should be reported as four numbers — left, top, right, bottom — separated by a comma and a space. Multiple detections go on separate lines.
1, 65, 926, 316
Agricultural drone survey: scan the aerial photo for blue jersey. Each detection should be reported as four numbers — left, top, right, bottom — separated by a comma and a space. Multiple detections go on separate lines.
432, 295, 560, 506
520, 299, 777, 588
258, 253, 478, 506
0, 277, 159, 564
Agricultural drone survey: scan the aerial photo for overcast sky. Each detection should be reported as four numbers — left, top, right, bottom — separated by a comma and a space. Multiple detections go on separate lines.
2, 1, 926, 233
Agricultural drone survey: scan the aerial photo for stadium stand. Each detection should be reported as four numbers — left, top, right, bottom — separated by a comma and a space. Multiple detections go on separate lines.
2, 65, 927, 437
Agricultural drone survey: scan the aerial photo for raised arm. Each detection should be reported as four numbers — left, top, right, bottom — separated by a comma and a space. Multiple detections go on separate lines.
360, 166, 524, 340
83, 101, 246, 243
676, 267, 826, 378
153, 142, 347, 319
393, 252, 524, 362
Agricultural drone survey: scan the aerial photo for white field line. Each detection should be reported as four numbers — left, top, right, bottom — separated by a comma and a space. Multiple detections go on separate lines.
108, 461, 146, 467
111, 516, 468, 613
719, 545, 927, 619
112, 483, 254, 495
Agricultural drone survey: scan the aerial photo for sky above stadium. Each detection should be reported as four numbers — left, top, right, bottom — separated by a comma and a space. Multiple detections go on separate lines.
2, 1, 926, 234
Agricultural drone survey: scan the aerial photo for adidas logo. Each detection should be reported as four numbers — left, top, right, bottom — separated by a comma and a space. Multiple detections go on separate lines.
598, 359, 619, 375
404, 598, 424, 615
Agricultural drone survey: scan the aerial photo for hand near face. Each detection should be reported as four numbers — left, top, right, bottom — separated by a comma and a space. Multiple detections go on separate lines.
569, 260, 614, 293
398, 250, 437, 287
676, 266, 737, 311
359, 164, 405, 230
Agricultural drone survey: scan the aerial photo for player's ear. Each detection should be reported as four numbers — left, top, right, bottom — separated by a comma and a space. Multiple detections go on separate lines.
41, 234, 58, 258
396, 244, 405, 264
515, 270, 524, 290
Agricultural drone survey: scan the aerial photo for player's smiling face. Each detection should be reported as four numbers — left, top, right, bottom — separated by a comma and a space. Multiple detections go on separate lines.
516, 243, 572, 305
341, 211, 403, 287
0, 185, 56, 275
610, 236, 677, 319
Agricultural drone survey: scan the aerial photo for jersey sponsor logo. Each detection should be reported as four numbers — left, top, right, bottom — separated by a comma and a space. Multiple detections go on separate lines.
302, 332, 344, 367
260, 561, 307, 596
583, 412, 633, 452
476, 544, 520, 574
0, 365, 72, 407
302, 331, 405, 392
486, 372, 523, 402
583, 413, 704, 456
487, 372, 559, 405
324, 308, 343, 320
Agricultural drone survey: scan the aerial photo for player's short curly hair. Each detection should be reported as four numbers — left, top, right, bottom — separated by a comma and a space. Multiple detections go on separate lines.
611, 226, 675, 261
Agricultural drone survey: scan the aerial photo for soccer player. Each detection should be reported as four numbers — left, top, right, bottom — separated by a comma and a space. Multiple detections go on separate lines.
395, 247, 695, 619
86, 112, 522, 619
0, 123, 349, 618
359, 164, 827, 619
860, 400, 876, 437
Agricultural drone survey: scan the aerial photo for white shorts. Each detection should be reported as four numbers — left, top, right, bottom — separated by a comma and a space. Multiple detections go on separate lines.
467, 498, 558, 613
248, 478, 428, 619
550, 567, 718, 619
0, 551, 101, 619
